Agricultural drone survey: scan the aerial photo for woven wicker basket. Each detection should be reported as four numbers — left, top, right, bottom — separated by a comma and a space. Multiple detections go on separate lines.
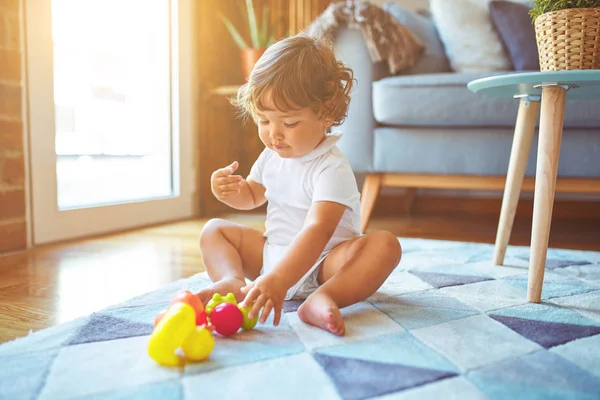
534, 8, 600, 71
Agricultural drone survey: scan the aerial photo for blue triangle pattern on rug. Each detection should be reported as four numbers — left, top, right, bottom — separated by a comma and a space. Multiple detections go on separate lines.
77, 379, 184, 400
0, 348, 59, 400
409, 270, 493, 288
489, 314, 600, 349
101, 302, 169, 325
312, 353, 457, 400
503, 272, 600, 300
1, 237, 600, 400
467, 349, 600, 398
67, 313, 154, 346
517, 257, 592, 270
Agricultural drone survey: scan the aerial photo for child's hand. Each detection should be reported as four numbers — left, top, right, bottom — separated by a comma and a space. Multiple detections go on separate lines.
239, 273, 287, 326
211, 161, 244, 199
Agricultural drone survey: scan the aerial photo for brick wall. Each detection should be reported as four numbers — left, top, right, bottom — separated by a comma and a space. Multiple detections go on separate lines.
0, 0, 26, 253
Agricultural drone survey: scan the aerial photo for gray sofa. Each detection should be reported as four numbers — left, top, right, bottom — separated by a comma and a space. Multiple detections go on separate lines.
332, 28, 600, 231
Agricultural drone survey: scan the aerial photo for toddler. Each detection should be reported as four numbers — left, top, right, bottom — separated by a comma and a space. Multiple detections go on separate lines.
197, 35, 401, 336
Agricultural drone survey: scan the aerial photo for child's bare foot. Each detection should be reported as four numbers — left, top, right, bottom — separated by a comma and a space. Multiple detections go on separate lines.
297, 292, 345, 336
195, 277, 247, 306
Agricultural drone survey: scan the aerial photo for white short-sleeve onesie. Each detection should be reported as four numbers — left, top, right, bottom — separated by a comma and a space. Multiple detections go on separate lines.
248, 132, 361, 300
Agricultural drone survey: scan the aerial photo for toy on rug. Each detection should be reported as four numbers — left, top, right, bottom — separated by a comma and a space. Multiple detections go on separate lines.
154, 289, 207, 327
205, 292, 258, 335
148, 302, 215, 367
148, 290, 258, 367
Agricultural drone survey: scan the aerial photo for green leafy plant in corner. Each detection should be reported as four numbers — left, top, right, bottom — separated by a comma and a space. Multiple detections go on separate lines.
219, 0, 276, 49
529, 0, 600, 21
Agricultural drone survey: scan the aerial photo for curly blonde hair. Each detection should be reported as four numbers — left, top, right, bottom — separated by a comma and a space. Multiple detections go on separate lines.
232, 35, 355, 126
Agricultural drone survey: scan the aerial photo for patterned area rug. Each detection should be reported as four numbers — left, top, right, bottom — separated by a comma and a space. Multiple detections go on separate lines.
1, 238, 600, 400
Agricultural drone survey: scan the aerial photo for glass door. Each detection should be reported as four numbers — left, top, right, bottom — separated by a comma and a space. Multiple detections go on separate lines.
25, 0, 196, 244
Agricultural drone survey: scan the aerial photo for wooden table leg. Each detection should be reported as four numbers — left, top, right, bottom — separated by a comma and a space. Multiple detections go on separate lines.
494, 98, 540, 265
528, 86, 567, 303
360, 174, 383, 233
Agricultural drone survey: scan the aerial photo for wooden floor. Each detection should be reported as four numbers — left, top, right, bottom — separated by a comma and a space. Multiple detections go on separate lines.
1, 212, 599, 344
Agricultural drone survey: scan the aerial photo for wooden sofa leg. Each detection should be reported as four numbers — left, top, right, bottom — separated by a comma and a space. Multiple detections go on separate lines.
360, 174, 383, 233
403, 188, 417, 215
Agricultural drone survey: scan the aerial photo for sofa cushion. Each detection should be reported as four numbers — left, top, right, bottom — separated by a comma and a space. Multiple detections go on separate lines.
373, 126, 600, 177
429, 0, 512, 72
489, 0, 540, 71
383, 2, 451, 75
373, 72, 600, 128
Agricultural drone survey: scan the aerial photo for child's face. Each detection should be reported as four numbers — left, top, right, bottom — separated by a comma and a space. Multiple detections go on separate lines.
256, 103, 328, 159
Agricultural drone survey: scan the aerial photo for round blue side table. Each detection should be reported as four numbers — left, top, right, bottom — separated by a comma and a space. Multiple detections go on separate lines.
468, 70, 600, 303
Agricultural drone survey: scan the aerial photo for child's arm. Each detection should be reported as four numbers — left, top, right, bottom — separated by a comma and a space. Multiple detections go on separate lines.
211, 161, 266, 210
271, 200, 346, 288
241, 200, 346, 324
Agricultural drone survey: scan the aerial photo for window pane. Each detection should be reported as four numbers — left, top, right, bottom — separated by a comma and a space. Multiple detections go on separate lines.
52, 0, 173, 209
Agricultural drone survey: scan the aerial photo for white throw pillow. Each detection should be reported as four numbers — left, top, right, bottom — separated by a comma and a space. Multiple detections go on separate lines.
429, 0, 512, 72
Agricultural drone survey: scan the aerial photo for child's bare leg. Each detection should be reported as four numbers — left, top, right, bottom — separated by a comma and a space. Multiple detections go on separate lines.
297, 231, 401, 336
197, 218, 265, 305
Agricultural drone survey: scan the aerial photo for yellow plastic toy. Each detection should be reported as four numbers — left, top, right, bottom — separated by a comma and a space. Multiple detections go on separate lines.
147, 302, 215, 367
181, 325, 215, 361
205, 292, 238, 316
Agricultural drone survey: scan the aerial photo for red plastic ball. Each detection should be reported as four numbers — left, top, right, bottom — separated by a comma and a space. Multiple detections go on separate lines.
210, 302, 243, 336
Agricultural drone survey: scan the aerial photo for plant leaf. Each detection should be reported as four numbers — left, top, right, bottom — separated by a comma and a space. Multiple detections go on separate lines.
246, 0, 260, 48
219, 13, 249, 49
260, 4, 270, 48
529, 0, 600, 21
236, 0, 249, 39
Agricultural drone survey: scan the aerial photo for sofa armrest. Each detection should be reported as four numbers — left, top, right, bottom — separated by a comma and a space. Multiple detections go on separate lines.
333, 28, 390, 173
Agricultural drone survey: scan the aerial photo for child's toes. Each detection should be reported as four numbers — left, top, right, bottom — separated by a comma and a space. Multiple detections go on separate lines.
332, 321, 344, 336
324, 312, 345, 336
326, 321, 336, 332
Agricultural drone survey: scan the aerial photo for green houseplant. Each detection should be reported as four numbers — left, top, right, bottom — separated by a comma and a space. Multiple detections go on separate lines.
530, 0, 600, 70
220, 0, 277, 80
530, 0, 600, 20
